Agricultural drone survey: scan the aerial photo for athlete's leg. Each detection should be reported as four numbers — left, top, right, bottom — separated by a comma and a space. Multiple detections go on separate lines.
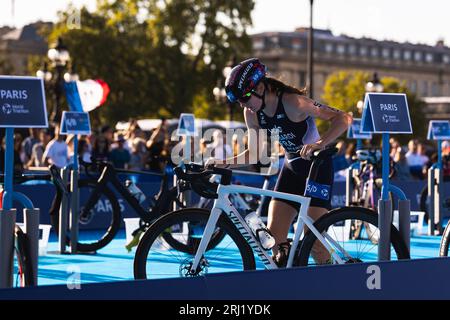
267, 199, 297, 257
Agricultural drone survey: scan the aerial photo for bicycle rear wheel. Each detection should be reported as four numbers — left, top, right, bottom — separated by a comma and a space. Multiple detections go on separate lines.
50, 179, 122, 253
134, 208, 255, 280
296, 206, 410, 266
439, 221, 450, 256
14, 226, 34, 287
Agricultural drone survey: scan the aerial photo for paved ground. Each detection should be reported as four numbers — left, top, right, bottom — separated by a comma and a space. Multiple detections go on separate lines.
34, 227, 444, 286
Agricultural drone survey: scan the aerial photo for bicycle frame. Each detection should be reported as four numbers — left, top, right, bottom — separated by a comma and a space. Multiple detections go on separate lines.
189, 183, 346, 273
81, 164, 162, 223
196, 173, 271, 214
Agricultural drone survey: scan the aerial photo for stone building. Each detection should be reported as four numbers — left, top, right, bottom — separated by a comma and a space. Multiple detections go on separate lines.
0, 22, 50, 75
251, 27, 450, 120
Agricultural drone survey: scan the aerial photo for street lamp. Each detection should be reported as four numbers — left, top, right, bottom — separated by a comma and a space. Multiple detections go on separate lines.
357, 72, 384, 114
307, 0, 314, 99
37, 37, 71, 123
365, 72, 384, 93
213, 62, 234, 121
64, 63, 79, 83
36, 62, 52, 82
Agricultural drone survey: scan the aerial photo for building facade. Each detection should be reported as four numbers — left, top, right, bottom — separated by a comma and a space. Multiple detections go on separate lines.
0, 22, 49, 75
251, 27, 450, 120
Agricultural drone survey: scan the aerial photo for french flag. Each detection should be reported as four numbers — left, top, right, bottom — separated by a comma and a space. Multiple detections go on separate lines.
64, 79, 110, 112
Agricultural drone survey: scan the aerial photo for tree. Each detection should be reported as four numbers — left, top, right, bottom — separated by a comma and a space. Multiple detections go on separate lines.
0, 53, 13, 74
41, 0, 254, 126
321, 71, 426, 144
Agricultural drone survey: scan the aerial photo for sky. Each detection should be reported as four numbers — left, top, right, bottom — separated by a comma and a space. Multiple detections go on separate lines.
0, 0, 449, 47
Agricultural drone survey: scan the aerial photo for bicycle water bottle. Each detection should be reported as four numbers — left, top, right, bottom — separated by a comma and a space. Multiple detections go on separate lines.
245, 211, 275, 250
125, 180, 146, 204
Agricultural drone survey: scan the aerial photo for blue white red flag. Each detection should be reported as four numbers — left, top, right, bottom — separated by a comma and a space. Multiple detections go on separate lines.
64, 79, 110, 112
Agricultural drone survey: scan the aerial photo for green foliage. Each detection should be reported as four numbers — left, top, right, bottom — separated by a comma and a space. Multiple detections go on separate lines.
0, 53, 13, 74
38, 0, 254, 127
321, 71, 426, 143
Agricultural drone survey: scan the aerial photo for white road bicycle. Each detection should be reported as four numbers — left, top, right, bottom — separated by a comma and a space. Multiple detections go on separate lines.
195, 165, 277, 219
134, 147, 410, 280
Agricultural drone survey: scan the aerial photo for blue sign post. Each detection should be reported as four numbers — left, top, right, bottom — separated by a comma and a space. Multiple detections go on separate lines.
60, 111, 91, 171
0, 76, 47, 288
347, 118, 372, 151
427, 120, 450, 170
361, 92, 412, 260
59, 111, 91, 253
426, 120, 450, 235
0, 76, 48, 208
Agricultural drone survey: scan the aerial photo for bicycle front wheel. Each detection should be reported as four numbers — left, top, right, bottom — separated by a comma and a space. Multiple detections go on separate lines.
296, 206, 410, 266
134, 208, 255, 280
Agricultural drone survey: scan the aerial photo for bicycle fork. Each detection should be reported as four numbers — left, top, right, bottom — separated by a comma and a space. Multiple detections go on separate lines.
189, 206, 222, 275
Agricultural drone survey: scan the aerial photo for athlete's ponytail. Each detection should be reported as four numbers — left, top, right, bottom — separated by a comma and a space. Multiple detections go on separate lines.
263, 77, 307, 96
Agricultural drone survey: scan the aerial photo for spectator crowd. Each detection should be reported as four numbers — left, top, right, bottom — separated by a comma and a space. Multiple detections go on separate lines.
1, 118, 449, 181
332, 138, 450, 181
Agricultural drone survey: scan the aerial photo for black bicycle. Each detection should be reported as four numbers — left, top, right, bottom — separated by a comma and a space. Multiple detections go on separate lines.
349, 149, 395, 242
49, 158, 193, 253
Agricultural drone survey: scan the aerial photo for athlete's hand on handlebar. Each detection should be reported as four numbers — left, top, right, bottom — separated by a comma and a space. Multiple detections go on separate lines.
299, 143, 324, 160
204, 157, 217, 169
204, 158, 230, 169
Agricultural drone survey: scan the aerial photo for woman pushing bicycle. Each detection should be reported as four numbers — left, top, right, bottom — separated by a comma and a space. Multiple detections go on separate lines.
205, 58, 353, 266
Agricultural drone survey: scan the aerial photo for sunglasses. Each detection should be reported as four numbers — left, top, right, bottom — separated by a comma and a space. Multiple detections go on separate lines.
237, 89, 264, 103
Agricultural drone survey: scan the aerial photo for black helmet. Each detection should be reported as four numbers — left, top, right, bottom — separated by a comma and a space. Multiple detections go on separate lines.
225, 58, 267, 103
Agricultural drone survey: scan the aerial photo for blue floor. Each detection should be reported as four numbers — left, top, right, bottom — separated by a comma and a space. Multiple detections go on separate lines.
34, 227, 444, 287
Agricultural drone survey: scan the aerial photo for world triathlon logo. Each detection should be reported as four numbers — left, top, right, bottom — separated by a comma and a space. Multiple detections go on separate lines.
66, 118, 77, 127
2, 103, 12, 115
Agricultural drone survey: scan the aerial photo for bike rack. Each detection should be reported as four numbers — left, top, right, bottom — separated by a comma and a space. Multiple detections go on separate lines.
0, 128, 40, 288
70, 139, 81, 254
57, 146, 81, 254
378, 134, 411, 260
427, 139, 445, 236
58, 167, 70, 254
344, 136, 411, 260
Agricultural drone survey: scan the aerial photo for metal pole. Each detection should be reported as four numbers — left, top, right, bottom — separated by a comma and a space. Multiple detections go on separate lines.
0, 128, 15, 288
24, 208, 39, 285
52, 65, 64, 123
0, 209, 16, 288
3, 128, 14, 210
378, 199, 392, 261
307, 0, 314, 99
70, 136, 79, 253
59, 168, 69, 253
356, 139, 363, 151
436, 140, 443, 234
345, 168, 353, 207
428, 167, 436, 235
378, 133, 391, 260
435, 167, 443, 235
398, 200, 411, 253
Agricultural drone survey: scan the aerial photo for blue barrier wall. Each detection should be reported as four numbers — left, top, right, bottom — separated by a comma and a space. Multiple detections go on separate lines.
7, 175, 449, 229
1, 257, 450, 300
